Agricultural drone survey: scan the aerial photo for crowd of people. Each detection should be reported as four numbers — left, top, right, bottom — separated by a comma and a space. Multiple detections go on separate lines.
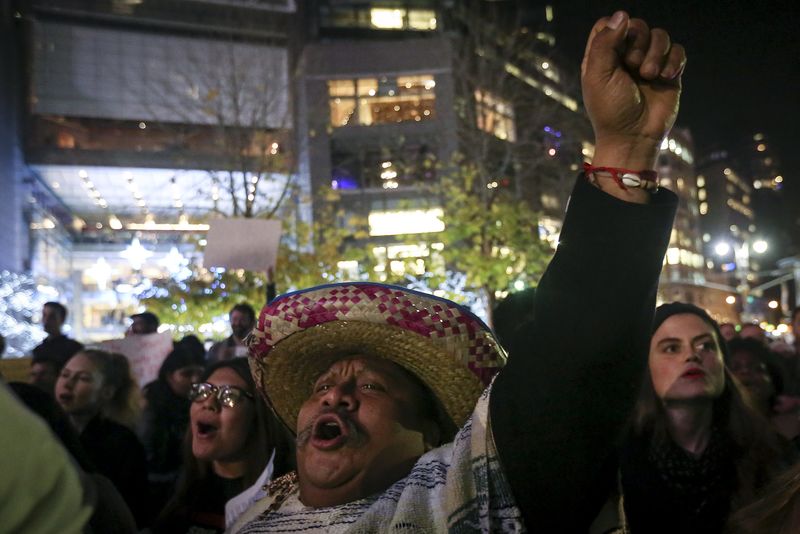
2, 11, 800, 534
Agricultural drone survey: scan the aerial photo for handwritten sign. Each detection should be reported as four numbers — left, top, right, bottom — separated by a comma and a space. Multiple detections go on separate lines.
97, 332, 174, 386
204, 218, 282, 272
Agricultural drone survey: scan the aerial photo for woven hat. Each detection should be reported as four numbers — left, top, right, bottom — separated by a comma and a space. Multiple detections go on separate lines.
248, 283, 507, 434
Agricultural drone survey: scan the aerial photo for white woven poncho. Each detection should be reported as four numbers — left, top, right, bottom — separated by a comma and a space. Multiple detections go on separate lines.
230, 386, 524, 533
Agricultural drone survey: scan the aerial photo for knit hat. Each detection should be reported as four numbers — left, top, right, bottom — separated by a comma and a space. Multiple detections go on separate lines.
248, 283, 507, 434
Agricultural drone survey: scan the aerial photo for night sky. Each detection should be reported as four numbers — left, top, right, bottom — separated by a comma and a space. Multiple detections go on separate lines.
551, 1, 799, 252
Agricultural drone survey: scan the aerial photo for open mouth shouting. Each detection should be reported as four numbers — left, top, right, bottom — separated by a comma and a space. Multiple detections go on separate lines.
310, 413, 351, 450
195, 419, 220, 440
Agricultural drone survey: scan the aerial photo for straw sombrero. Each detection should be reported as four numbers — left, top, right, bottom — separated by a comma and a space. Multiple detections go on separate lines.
248, 283, 507, 434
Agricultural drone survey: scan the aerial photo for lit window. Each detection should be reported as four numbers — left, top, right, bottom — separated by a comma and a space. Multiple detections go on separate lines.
698, 189, 706, 201
697, 176, 705, 187
329, 75, 436, 127
666, 247, 680, 265
475, 90, 516, 142
371, 8, 404, 29
329, 80, 356, 97
408, 10, 436, 30
369, 208, 445, 236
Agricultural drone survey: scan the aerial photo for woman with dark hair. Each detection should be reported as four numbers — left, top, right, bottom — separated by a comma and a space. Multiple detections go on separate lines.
55, 349, 149, 527
618, 302, 794, 533
139, 345, 205, 517
153, 357, 293, 533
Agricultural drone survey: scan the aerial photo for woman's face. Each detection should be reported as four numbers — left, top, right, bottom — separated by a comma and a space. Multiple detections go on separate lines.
728, 350, 774, 404
55, 353, 108, 416
649, 314, 726, 403
190, 367, 255, 463
167, 365, 204, 398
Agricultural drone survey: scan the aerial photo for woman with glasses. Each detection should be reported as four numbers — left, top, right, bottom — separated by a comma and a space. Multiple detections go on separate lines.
153, 357, 293, 533
612, 303, 794, 533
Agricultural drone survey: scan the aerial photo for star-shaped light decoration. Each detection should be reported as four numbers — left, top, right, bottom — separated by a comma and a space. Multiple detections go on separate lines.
120, 238, 153, 271
159, 246, 192, 280
85, 257, 114, 290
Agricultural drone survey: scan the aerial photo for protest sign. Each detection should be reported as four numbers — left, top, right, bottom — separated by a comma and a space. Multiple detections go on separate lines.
97, 332, 174, 386
204, 218, 281, 272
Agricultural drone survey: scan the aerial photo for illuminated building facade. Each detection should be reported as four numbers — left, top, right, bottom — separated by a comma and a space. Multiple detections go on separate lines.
296, 0, 589, 279
1, 0, 298, 345
696, 149, 765, 322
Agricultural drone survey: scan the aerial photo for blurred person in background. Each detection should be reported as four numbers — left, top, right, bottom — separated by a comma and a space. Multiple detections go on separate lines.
618, 303, 794, 533
153, 358, 293, 533
719, 322, 738, 342
31, 302, 83, 393
140, 345, 205, 517
56, 349, 149, 527
206, 303, 256, 363
740, 322, 767, 344
29, 354, 61, 395
727, 337, 800, 444
128, 311, 160, 336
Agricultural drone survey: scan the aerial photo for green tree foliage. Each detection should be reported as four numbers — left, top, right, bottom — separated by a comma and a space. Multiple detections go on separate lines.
383, 156, 553, 325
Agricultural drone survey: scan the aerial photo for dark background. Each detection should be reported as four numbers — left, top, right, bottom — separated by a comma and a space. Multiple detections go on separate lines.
552, 1, 799, 251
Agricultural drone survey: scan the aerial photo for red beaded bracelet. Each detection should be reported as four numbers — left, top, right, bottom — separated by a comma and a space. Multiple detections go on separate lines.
583, 163, 659, 192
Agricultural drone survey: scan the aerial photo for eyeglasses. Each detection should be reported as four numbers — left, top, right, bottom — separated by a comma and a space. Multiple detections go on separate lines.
189, 382, 254, 408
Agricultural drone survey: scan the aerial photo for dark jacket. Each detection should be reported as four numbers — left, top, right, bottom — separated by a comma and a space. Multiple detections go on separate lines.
140, 379, 191, 477
490, 175, 678, 531
32, 334, 83, 368
81, 415, 149, 527
153, 472, 243, 534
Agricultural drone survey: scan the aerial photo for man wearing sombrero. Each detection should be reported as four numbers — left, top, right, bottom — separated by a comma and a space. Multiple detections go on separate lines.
233, 12, 683, 533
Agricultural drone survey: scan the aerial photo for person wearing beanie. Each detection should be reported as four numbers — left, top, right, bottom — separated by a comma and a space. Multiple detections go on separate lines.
616, 302, 795, 534
139, 345, 205, 518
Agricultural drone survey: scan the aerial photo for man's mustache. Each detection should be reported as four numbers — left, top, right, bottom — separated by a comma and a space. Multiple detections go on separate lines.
296, 408, 367, 448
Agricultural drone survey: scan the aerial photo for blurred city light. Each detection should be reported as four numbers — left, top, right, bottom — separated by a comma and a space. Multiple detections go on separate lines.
725, 295, 736, 305
752, 239, 768, 254
714, 242, 731, 256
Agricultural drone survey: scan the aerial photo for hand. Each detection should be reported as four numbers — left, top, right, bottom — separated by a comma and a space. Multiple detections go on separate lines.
582, 12, 686, 170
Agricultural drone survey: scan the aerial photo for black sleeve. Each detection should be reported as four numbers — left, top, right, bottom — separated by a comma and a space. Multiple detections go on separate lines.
106, 426, 151, 528
489, 175, 677, 532
267, 281, 277, 304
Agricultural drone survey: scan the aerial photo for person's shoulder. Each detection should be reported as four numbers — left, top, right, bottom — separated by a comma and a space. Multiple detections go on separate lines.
64, 337, 84, 350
